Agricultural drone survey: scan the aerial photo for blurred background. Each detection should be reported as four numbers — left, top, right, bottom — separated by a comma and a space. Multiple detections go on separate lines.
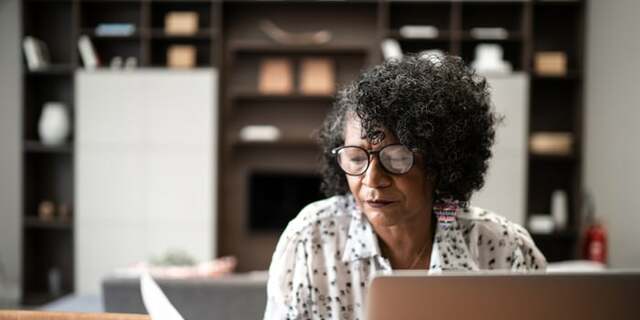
0, 0, 638, 317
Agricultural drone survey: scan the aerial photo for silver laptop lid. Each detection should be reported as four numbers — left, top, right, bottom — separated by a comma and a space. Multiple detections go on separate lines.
366, 271, 640, 320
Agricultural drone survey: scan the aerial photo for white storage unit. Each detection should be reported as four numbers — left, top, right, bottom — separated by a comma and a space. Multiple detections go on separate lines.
75, 70, 217, 294
471, 74, 529, 226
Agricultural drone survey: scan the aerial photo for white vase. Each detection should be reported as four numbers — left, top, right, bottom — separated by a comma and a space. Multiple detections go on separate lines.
38, 102, 70, 146
551, 189, 568, 231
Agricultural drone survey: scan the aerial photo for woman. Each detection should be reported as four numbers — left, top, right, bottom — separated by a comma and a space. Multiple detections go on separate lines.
264, 54, 546, 320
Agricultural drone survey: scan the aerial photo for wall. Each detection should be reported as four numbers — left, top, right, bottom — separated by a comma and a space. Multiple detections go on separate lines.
585, 0, 640, 267
0, 0, 22, 306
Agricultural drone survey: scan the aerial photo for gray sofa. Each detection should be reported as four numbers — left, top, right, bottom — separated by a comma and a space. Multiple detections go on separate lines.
102, 272, 268, 320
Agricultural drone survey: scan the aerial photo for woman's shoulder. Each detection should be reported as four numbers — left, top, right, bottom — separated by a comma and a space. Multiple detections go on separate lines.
456, 206, 547, 270
279, 194, 354, 243
457, 206, 529, 238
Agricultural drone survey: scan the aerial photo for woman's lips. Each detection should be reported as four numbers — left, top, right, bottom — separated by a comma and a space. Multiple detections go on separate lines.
365, 200, 396, 208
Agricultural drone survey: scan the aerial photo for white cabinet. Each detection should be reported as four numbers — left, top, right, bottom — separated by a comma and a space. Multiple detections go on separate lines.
75, 70, 217, 294
471, 74, 529, 226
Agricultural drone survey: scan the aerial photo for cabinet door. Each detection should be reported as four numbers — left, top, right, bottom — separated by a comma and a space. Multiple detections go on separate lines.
75, 70, 217, 294
471, 73, 528, 226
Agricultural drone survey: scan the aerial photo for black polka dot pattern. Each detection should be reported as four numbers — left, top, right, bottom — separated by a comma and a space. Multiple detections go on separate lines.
264, 195, 547, 319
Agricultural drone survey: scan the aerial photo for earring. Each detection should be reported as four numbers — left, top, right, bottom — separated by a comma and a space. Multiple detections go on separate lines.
433, 198, 463, 228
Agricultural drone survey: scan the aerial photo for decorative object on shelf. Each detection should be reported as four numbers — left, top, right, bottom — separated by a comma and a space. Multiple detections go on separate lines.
58, 203, 71, 222
78, 35, 100, 69
260, 20, 331, 46
38, 102, 71, 146
95, 23, 136, 37
167, 45, 196, 69
528, 214, 555, 234
239, 125, 281, 143
22, 36, 50, 71
398, 25, 439, 39
470, 44, 512, 74
165, 11, 199, 35
258, 58, 293, 95
125, 57, 138, 69
551, 190, 568, 231
529, 132, 573, 156
38, 201, 55, 222
535, 51, 567, 76
469, 27, 509, 40
299, 57, 335, 96
47, 268, 62, 297
381, 38, 403, 61
110, 56, 124, 69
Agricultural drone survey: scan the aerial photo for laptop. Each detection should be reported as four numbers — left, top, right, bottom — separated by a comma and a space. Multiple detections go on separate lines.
366, 271, 640, 320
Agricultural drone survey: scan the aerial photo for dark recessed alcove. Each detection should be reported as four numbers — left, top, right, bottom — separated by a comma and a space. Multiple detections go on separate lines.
248, 171, 324, 232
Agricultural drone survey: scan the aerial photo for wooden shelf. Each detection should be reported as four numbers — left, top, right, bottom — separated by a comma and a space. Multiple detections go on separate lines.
228, 40, 370, 55
386, 30, 451, 42
81, 29, 141, 40
232, 138, 318, 149
532, 72, 581, 80
25, 65, 74, 76
148, 29, 216, 40
529, 153, 577, 163
23, 216, 73, 231
231, 92, 334, 103
24, 141, 72, 154
460, 31, 524, 42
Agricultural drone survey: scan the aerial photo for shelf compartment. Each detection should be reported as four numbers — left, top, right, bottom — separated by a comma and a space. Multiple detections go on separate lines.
22, 1, 74, 65
22, 228, 74, 306
527, 160, 578, 228
529, 79, 580, 133
79, 1, 142, 30
533, 3, 583, 72
23, 153, 74, 223
389, 1, 452, 36
150, 1, 213, 31
23, 75, 74, 141
461, 40, 524, 71
150, 39, 213, 67
461, 2, 524, 34
229, 53, 366, 98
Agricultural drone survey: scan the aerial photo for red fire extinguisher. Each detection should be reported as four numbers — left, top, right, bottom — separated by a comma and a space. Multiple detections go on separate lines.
582, 193, 607, 264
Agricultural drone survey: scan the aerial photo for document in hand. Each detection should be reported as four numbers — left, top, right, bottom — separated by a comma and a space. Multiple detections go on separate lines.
140, 272, 185, 320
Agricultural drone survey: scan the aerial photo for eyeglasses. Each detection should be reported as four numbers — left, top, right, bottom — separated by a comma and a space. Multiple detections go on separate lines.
331, 144, 416, 176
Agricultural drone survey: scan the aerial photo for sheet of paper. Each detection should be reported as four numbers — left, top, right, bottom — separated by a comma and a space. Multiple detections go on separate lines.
140, 272, 185, 320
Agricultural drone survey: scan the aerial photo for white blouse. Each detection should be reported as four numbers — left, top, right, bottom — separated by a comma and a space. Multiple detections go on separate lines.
264, 194, 547, 320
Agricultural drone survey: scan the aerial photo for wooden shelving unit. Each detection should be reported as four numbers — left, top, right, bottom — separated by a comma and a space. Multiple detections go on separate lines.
21, 0, 587, 296
20, 0, 222, 306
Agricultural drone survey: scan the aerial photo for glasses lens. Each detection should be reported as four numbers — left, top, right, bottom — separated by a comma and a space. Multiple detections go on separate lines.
379, 145, 414, 174
336, 147, 368, 175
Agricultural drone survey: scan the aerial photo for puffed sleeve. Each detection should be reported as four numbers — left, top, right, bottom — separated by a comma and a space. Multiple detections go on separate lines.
264, 228, 312, 320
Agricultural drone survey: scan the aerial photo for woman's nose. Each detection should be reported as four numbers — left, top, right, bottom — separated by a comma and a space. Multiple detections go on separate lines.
362, 156, 391, 188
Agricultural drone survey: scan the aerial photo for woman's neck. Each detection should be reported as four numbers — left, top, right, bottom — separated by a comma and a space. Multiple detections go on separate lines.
373, 211, 434, 269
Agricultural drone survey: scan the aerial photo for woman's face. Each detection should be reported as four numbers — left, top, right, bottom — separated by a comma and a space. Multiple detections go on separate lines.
343, 116, 435, 227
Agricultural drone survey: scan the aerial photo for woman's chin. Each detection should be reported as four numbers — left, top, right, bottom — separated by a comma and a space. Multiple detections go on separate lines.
364, 209, 404, 227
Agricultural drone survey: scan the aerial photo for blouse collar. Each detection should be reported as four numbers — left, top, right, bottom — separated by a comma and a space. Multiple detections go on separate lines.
340, 194, 478, 272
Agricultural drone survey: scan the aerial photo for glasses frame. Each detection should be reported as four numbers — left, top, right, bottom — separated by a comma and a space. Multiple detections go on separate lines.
331, 143, 417, 176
